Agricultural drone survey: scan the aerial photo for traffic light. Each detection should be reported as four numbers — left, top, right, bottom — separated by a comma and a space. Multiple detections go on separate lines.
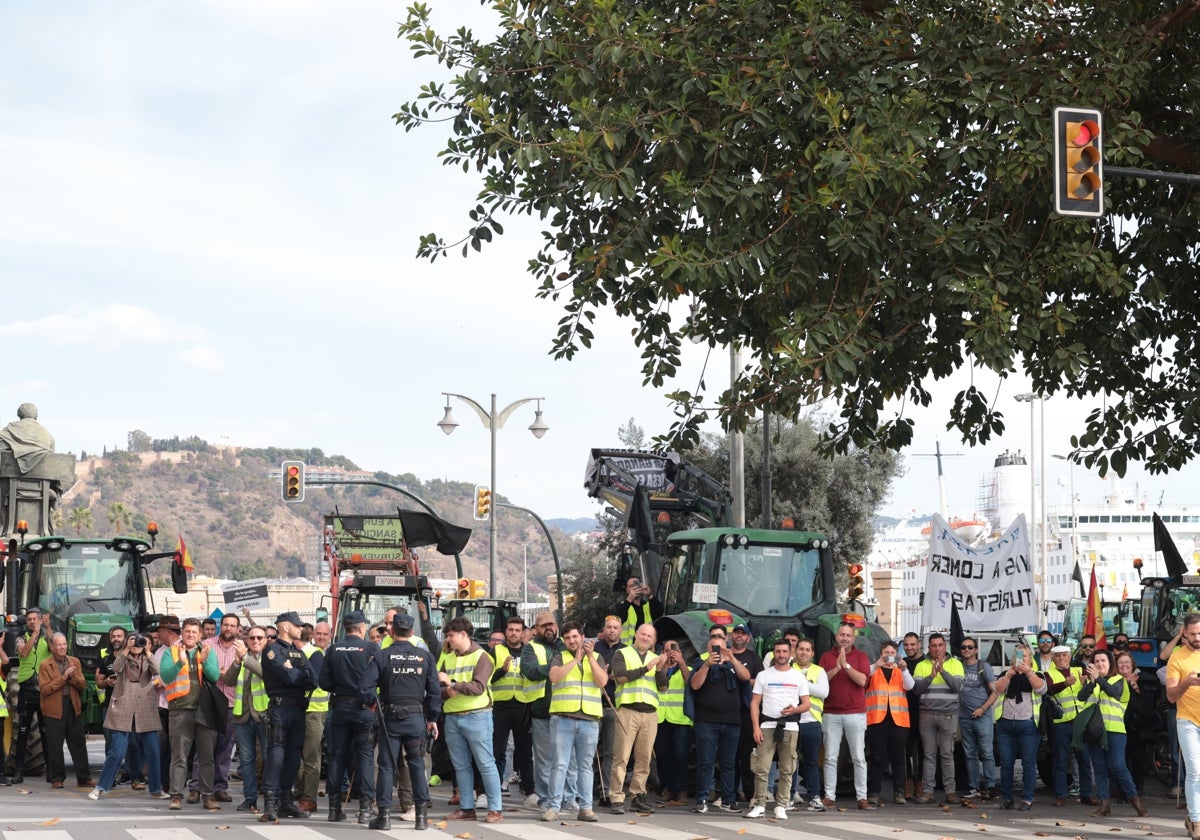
474, 485, 492, 520
1054, 107, 1103, 218
282, 460, 305, 502
456, 577, 471, 598
847, 563, 865, 603
471, 579, 487, 599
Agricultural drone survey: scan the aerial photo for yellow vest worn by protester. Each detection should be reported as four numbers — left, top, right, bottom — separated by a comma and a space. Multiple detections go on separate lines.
658, 669, 691, 725
615, 646, 660, 710
491, 645, 539, 703
233, 659, 269, 716
1090, 674, 1130, 734
795, 662, 825, 724
442, 647, 491, 714
620, 601, 654, 645
1047, 665, 1085, 723
304, 645, 330, 712
548, 651, 603, 719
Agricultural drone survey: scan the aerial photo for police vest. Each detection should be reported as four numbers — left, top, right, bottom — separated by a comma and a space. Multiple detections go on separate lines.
548, 651, 603, 719
620, 602, 654, 645
1047, 665, 1085, 722
233, 659, 269, 716
657, 669, 691, 725
304, 646, 330, 712
1094, 675, 1129, 734
795, 663, 824, 723
165, 645, 197, 702
382, 641, 431, 705
18, 633, 49, 683
866, 666, 911, 726
615, 646, 659, 710
442, 648, 491, 714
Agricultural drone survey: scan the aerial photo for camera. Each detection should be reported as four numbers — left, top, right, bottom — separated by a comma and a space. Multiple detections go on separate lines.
131, 635, 148, 648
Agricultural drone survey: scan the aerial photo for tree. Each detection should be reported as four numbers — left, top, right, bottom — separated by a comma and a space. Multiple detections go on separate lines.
106, 501, 134, 534
397, 0, 1200, 478
128, 429, 152, 453
68, 505, 94, 536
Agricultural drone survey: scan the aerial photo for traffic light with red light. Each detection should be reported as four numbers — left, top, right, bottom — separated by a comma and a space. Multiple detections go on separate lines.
282, 460, 305, 502
1054, 107, 1103, 218
456, 577, 471, 598
847, 563, 865, 603
474, 486, 492, 521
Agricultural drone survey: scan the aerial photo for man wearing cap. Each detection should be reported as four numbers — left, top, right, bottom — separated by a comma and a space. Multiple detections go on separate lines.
364, 610, 441, 830
259, 611, 318, 822
158, 617, 221, 810
729, 623, 764, 805
12, 607, 52, 784
1045, 642, 1095, 806
319, 609, 378, 825
151, 615, 182, 789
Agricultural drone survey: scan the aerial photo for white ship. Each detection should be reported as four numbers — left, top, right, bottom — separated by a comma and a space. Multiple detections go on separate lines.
870, 451, 1200, 637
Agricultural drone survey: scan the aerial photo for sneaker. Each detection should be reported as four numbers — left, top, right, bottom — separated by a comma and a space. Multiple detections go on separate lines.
1068, 783, 1080, 797
578, 809, 598, 822
149, 790, 171, 800
610, 800, 626, 815
694, 800, 709, 814
429, 774, 442, 787
88, 787, 103, 801
523, 793, 540, 809
718, 800, 744, 813
541, 810, 559, 822
807, 797, 826, 812
501, 783, 509, 794
772, 806, 788, 820
475, 793, 487, 809
745, 805, 766, 819
963, 788, 981, 799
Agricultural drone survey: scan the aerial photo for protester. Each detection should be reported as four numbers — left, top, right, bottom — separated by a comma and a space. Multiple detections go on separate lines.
1165, 613, 1200, 840
490, 616, 537, 809
520, 611, 570, 811
746, 639, 809, 820
1116, 650, 1158, 795
690, 625, 750, 814
865, 641, 912, 806
593, 614, 623, 805
90, 633, 167, 800
440, 616, 503, 823
793, 638, 829, 811
542, 621, 607, 823
221, 624, 269, 813
13, 607, 52, 784
991, 642, 1045, 811
39, 632, 92, 789
820, 623, 872, 810
160, 617, 221, 810
613, 577, 663, 646
190, 613, 240, 805
654, 639, 693, 806
1078, 649, 1148, 817
901, 631, 925, 797
608, 623, 667, 816
297, 623, 329, 813
728, 623, 764, 804
957, 636, 995, 801
912, 632, 964, 804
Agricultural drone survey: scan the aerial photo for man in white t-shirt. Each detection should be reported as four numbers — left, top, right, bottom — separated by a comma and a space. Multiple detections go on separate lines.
746, 640, 810, 820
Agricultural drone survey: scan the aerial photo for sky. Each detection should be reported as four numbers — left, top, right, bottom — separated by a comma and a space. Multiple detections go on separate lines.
3, 1, 1198, 531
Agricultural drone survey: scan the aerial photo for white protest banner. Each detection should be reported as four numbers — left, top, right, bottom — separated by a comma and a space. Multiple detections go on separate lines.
921, 513, 1036, 631
221, 578, 271, 612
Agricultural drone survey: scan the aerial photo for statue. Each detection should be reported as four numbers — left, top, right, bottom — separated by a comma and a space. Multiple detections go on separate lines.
0, 402, 56, 474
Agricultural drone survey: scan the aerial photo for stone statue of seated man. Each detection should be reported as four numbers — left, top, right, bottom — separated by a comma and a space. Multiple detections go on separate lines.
0, 402, 55, 474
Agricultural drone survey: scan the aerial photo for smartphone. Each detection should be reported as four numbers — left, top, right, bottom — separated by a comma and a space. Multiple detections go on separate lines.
886, 654, 896, 664
1015, 650, 1025, 663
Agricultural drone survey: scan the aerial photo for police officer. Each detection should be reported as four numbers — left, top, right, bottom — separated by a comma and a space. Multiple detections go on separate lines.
319, 609, 378, 825
259, 611, 317, 822
363, 612, 441, 831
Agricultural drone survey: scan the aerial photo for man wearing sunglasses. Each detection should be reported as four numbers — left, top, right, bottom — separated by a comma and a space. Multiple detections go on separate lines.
958, 638, 996, 799
1072, 636, 1098, 669
1035, 633, 1057, 672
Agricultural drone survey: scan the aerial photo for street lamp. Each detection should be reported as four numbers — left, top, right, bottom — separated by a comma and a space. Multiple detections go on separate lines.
437, 392, 548, 593
1053, 454, 1079, 593
1015, 392, 1048, 621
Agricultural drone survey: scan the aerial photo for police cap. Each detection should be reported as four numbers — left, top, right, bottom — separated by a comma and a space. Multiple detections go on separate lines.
392, 613, 415, 632
342, 609, 368, 627
275, 611, 302, 626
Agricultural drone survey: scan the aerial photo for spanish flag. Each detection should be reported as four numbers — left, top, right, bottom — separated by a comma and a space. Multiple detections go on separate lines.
175, 533, 194, 572
1083, 564, 1107, 650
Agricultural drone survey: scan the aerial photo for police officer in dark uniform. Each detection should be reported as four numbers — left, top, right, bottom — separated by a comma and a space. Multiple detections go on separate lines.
362, 612, 441, 831
319, 609, 378, 824
258, 611, 317, 823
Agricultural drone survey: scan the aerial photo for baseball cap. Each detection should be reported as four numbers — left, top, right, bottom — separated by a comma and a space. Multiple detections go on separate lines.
732, 623, 751, 633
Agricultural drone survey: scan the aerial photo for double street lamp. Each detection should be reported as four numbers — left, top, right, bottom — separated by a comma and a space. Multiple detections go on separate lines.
438, 393, 548, 593
1015, 392, 1049, 618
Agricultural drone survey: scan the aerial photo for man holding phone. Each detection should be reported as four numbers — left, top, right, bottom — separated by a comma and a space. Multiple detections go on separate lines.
690, 626, 750, 813
614, 577, 664, 646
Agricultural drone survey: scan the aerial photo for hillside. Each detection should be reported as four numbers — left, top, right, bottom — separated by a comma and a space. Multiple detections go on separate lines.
53, 444, 580, 599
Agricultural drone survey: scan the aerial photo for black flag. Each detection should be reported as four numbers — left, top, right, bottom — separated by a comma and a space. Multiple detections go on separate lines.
949, 598, 965, 654
1071, 561, 1085, 598
1154, 512, 1188, 583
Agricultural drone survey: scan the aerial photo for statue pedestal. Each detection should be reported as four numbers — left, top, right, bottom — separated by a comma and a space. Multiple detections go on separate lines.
0, 452, 76, 538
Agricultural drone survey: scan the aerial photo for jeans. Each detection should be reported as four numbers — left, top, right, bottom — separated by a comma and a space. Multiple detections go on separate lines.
445, 710, 503, 813
959, 714, 995, 791
234, 718, 267, 803
695, 720, 739, 804
98, 729, 162, 793
996, 716, 1039, 804
920, 712, 958, 794
533, 716, 577, 806
823, 712, 868, 801
798, 720, 824, 800
1088, 731, 1138, 802
655, 721, 693, 797
1178, 717, 1200, 822
547, 716, 599, 811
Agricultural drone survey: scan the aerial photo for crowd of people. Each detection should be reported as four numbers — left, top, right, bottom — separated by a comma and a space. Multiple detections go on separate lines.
6, 579, 1200, 840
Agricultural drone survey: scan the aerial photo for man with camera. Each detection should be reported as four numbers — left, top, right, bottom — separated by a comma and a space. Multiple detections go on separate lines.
690, 625, 751, 814
12, 607, 51, 784
89, 633, 166, 800
654, 639, 692, 806
613, 577, 663, 646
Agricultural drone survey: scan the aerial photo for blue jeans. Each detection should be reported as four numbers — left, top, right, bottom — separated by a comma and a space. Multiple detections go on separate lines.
234, 718, 267, 803
1051, 720, 1093, 798
798, 721, 823, 799
996, 716, 1039, 804
695, 721, 739, 804
446, 710, 503, 813
547, 716, 598, 811
533, 716, 577, 806
98, 729, 161, 794
1088, 731, 1138, 802
960, 714, 995, 791
1178, 717, 1200, 821
655, 721, 693, 797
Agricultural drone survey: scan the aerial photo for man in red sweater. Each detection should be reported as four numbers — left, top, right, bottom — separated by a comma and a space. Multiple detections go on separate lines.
819, 623, 873, 810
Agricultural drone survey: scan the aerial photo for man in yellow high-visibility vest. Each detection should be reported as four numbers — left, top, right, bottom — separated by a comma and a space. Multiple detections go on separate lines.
542, 622, 608, 823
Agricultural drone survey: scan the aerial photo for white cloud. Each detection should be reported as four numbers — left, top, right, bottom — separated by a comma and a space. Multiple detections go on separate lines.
177, 346, 226, 371
0, 304, 200, 349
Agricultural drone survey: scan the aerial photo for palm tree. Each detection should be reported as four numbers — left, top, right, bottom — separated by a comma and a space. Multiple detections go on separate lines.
50, 507, 65, 534
69, 506, 94, 536
106, 501, 134, 535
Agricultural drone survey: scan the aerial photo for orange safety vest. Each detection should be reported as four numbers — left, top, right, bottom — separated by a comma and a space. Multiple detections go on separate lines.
165, 645, 194, 702
866, 666, 911, 727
